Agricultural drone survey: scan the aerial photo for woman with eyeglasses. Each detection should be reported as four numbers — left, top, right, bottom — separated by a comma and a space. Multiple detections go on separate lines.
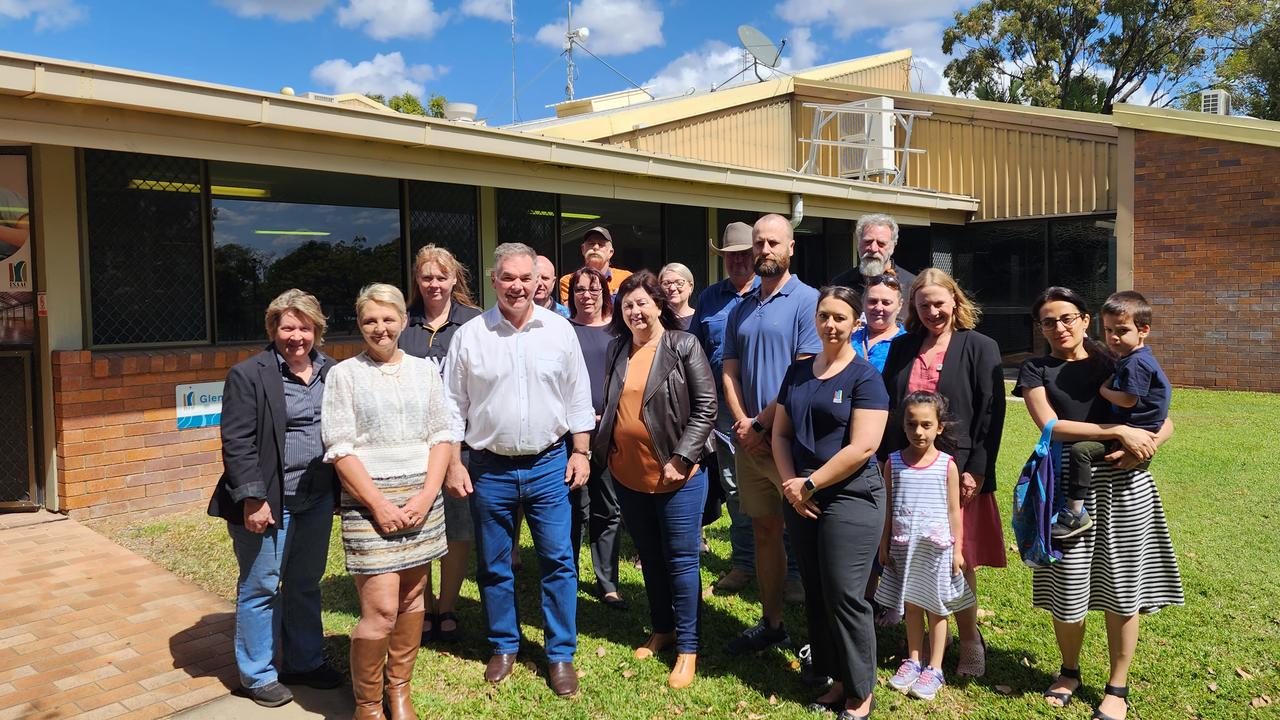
850, 274, 906, 374
880, 268, 1006, 681
567, 265, 627, 610
659, 263, 697, 330
1013, 287, 1180, 720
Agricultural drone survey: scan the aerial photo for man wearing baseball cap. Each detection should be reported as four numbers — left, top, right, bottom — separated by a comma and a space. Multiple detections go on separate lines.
557, 226, 632, 303
689, 222, 760, 594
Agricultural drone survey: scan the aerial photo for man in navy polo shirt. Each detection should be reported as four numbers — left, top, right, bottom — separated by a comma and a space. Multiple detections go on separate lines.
721, 213, 822, 654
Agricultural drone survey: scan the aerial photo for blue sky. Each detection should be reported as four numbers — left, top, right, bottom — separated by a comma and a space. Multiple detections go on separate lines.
0, 0, 970, 124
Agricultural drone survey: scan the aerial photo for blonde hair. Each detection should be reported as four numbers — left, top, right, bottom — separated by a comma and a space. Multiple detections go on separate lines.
659, 262, 695, 289
264, 289, 327, 346
409, 244, 477, 312
905, 268, 982, 332
355, 283, 407, 321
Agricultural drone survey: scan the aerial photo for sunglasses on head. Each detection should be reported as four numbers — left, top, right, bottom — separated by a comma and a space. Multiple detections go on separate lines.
866, 274, 900, 289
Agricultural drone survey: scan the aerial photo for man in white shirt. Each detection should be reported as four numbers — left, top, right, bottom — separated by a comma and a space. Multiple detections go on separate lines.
443, 242, 594, 697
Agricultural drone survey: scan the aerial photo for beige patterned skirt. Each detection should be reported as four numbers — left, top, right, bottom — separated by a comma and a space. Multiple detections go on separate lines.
340, 472, 447, 575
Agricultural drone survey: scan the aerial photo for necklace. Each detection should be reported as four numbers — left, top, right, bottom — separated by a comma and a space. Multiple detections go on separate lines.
369, 350, 403, 376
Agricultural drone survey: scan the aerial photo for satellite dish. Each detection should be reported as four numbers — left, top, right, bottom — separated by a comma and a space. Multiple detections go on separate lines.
738, 25, 782, 68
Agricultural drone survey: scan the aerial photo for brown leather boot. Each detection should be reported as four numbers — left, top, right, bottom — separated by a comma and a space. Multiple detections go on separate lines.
385, 611, 424, 720
668, 653, 696, 689
350, 634, 390, 720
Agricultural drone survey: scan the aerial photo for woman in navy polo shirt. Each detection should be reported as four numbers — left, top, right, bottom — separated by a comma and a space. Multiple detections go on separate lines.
773, 286, 890, 720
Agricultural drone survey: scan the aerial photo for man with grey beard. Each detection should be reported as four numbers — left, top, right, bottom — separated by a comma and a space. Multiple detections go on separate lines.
831, 213, 916, 321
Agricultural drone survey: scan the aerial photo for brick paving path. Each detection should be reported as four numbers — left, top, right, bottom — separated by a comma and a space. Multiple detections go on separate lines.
0, 512, 236, 720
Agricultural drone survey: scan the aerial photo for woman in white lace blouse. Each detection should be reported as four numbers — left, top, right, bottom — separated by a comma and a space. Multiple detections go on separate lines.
322, 283, 456, 720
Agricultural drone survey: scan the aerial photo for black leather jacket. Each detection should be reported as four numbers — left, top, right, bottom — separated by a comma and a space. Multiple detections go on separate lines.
594, 330, 718, 471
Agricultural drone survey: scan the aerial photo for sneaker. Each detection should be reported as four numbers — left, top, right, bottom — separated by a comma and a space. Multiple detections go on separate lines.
712, 568, 752, 595
1051, 507, 1094, 539
888, 659, 921, 693
280, 661, 344, 689
909, 666, 944, 700
244, 681, 294, 707
725, 618, 790, 655
784, 578, 806, 605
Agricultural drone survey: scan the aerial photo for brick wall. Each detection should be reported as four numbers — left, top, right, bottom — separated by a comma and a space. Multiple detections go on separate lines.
52, 342, 365, 520
1132, 131, 1280, 392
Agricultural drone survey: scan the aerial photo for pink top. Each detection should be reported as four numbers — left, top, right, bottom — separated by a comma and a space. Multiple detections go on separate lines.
908, 347, 945, 394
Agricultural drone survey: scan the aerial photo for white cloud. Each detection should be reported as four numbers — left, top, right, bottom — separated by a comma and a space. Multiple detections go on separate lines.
336, 0, 446, 40
779, 26, 821, 70
776, 0, 961, 38
0, 0, 87, 31
310, 52, 442, 96
877, 20, 950, 94
644, 41, 748, 97
459, 0, 508, 22
534, 0, 663, 56
214, 0, 332, 21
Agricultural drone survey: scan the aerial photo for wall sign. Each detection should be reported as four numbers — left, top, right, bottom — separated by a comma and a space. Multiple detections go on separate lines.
176, 381, 225, 429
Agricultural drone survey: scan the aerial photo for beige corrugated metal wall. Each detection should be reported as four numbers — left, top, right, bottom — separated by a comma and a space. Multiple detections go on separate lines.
793, 99, 1117, 221
811, 61, 911, 92
606, 98, 794, 172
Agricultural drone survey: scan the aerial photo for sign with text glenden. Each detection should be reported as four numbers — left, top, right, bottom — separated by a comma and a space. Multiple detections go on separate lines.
176, 381, 224, 430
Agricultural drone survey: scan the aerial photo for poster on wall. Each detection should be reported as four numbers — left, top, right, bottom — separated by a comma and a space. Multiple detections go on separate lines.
0, 152, 34, 346
176, 381, 225, 430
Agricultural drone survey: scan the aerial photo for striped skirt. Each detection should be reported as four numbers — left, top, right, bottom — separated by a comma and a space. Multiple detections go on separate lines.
1031, 446, 1184, 623
340, 472, 447, 575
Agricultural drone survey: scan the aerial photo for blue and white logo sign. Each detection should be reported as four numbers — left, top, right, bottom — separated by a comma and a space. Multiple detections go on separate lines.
176, 381, 225, 430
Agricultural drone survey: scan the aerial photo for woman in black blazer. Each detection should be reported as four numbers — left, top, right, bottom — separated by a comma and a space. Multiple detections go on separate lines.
207, 289, 342, 708
880, 268, 1006, 679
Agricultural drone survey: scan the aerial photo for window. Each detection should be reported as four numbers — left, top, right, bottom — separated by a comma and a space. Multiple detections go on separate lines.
662, 205, 708, 301
495, 188, 557, 262
407, 180, 480, 287
83, 150, 207, 346
559, 196, 661, 279
210, 162, 401, 342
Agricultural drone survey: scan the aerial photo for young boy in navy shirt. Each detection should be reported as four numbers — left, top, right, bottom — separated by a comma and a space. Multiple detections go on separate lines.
1054, 291, 1171, 538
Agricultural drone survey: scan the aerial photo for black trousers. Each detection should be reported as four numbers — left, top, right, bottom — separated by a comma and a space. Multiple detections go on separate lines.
570, 464, 623, 595
783, 463, 885, 702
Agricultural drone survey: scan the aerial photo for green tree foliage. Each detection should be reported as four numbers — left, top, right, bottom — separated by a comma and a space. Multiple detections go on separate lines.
365, 92, 447, 118
1213, 2, 1280, 118
943, 0, 1258, 114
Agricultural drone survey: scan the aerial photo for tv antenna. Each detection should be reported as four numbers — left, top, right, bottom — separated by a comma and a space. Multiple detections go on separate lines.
712, 25, 789, 91
561, 1, 652, 102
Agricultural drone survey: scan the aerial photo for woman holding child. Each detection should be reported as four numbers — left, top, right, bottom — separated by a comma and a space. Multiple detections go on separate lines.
1014, 286, 1182, 720
880, 269, 1006, 679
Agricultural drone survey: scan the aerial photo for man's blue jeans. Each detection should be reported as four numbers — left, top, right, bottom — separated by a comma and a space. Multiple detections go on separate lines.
227, 492, 333, 689
469, 446, 577, 663
615, 470, 707, 654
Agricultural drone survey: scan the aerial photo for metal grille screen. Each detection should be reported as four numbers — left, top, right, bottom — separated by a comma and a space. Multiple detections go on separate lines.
495, 189, 557, 263
0, 354, 32, 503
1049, 218, 1114, 327
407, 180, 480, 286
84, 150, 207, 346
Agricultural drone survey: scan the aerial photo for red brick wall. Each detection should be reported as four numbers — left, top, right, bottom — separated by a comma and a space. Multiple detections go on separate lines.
52, 342, 365, 520
1132, 131, 1280, 392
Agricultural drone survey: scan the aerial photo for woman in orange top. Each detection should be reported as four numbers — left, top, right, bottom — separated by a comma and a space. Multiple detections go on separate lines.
593, 271, 717, 689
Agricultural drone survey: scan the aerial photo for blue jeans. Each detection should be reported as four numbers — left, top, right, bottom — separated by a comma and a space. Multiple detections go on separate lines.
470, 446, 577, 663
615, 472, 707, 654
227, 492, 333, 689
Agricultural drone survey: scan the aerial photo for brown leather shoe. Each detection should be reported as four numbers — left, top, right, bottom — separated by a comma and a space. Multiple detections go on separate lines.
668, 653, 696, 689
633, 632, 675, 660
385, 611, 424, 720
547, 661, 579, 697
484, 653, 517, 684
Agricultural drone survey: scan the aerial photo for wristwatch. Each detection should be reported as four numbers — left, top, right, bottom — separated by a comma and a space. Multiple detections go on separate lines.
571, 448, 592, 460
803, 478, 817, 497
750, 418, 768, 435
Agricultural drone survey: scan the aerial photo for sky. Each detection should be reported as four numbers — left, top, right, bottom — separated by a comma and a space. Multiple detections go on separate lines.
0, 0, 975, 124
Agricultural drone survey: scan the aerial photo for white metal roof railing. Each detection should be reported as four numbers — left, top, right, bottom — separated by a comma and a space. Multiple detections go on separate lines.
798, 101, 931, 186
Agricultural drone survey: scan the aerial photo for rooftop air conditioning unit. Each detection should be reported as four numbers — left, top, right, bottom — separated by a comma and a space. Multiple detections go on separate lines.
1200, 89, 1230, 115
304, 92, 339, 104
837, 96, 897, 181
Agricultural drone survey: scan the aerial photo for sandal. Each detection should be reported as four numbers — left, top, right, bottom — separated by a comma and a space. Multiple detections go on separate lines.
1043, 665, 1081, 707
1092, 684, 1129, 720
436, 611, 460, 643
420, 612, 438, 645
956, 631, 986, 677
836, 696, 875, 719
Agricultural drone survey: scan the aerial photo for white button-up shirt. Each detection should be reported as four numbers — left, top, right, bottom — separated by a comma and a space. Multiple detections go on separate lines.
444, 304, 595, 456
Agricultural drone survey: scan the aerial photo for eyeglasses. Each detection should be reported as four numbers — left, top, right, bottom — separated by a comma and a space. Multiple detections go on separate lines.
573, 287, 602, 296
660, 280, 689, 289
1039, 313, 1084, 330
865, 274, 900, 290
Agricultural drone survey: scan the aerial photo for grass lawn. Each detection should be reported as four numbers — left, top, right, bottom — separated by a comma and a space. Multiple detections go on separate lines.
91, 387, 1280, 719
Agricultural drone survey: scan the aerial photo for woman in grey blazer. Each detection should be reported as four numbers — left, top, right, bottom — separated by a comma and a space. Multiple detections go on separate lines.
207, 289, 342, 708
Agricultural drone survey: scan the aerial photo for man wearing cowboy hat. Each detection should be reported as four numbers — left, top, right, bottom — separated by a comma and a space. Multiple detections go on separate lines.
689, 222, 760, 594
557, 226, 632, 303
